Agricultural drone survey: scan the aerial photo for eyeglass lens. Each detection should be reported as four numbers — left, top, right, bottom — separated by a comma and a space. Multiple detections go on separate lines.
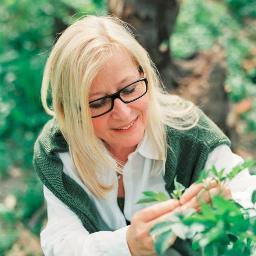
89, 79, 147, 118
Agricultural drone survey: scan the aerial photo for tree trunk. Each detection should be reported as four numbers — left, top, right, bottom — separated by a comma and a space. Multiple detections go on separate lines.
108, 0, 180, 90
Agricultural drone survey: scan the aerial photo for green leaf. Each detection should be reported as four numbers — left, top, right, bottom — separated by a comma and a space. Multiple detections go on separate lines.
211, 195, 239, 213
229, 214, 249, 233
154, 230, 176, 256
137, 191, 169, 204
252, 190, 256, 204
217, 168, 226, 181
150, 221, 173, 236
137, 198, 158, 204
184, 213, 216, 227
171, 177, 186, 200
196, 169, 210, 183
210, 165, 219, 177
227, 160, 256, 181
174, 177, 185, 192
199, 203, 216, 221
199, 221, 225, 247
155, 192, 170, 202
143, 191, 158, 197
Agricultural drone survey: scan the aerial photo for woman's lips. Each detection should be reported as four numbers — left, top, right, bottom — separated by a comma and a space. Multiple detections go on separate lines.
113, 117, 138, 131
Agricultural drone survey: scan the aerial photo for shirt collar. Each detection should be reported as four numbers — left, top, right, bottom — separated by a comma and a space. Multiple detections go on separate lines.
135, 131, 164, 161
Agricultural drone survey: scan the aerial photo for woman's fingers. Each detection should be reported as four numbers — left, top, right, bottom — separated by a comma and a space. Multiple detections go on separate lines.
134, 199, 180, 222
179, 178, 218, 205
181, 184, 232, 212
127, 199, 180, 255
126, 181, 232, 256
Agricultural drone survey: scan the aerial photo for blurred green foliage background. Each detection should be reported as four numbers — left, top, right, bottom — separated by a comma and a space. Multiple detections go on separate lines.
0, 0, 255, 255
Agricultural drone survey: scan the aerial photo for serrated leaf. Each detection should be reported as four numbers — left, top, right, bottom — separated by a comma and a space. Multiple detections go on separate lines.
218, 168, 226, 181
211, 195, 237, 213
143, 191, 158, 197
137, 191, 169, 204
169, 221, 191, 240
171, 177, 185, 200
137, 198, 157, 204
229, 213, 249, 233
227, 160, 256, 181
198, 220, 225, 247
226, 165, 243, 181
155, 192, 169, 201
197, 169, 210, 183
184, 214, 216, 227
154, 230, 176, 256
210, 165, 219, 177
150, 221, 173, 236
199, 202, 216, 221
174, 177, 185, 191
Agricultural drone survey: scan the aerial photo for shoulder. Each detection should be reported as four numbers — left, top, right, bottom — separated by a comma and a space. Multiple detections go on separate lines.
166, 109, 231, 151
34, 118, 68, 156
33, 118, 68, 181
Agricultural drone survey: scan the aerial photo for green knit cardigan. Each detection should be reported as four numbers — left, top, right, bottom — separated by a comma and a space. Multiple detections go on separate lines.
33, 111, 230, 255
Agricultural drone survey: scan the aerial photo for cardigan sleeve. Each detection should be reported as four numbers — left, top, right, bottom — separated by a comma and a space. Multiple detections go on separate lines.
41, 186, 131, 256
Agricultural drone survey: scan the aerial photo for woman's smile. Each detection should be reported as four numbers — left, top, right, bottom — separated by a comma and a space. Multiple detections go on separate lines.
112, 117, 138, 131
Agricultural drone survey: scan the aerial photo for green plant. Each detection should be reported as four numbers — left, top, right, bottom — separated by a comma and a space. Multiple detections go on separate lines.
0, 205, 18, 254
171, 0, 256, 132
0, 1, 107, 254
0, 0, 107, 176
223, 0, 256, 19
138, 161, 256, 255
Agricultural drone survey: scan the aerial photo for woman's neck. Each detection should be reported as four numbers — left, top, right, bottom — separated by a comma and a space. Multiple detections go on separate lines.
107, 144, 137, 163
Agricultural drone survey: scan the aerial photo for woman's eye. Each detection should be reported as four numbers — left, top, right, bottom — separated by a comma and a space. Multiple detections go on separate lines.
121, 84, 136, 95
89, 98, 108, 108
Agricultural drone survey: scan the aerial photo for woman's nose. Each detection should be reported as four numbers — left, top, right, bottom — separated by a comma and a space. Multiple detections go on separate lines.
111, 98, 131, 119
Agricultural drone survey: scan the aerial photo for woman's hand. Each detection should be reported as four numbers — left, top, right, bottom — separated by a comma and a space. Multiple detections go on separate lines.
127, 179, 232, 256
126, 199, 180, 256
180, 178, 232, 211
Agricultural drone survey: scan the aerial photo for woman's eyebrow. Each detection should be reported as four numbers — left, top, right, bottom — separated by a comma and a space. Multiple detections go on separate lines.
89, 75, 138, 98
89, 91, 106, 98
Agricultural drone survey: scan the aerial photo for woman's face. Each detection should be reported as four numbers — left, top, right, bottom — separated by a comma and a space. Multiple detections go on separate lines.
89, 48, 149, 158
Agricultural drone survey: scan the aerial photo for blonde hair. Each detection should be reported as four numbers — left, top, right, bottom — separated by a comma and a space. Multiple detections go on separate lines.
41, 15, 199, 198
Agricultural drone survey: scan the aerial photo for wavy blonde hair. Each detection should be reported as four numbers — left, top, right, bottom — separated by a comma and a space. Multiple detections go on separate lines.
41, 15, 199, 198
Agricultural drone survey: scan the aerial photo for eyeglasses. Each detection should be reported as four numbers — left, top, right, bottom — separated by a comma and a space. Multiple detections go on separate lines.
89, 78, 148, 118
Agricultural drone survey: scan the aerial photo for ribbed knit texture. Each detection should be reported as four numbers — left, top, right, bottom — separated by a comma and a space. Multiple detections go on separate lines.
33, 119, 110, 232
33, 110, 230, 255
164, 110, 231, 194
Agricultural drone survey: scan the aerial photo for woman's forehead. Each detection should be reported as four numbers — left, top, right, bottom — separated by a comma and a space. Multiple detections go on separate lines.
89, 49, 139, 95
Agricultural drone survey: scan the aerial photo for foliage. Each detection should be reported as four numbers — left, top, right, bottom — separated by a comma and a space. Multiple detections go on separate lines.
0, 0, 106, 175
171, 0, 256, 132
1, 0, 256, 254
138, 161, 256, 255
0, 206, 18, 254
0, 0, 106, 254
0, 175, 45, 253
171, 177, 186, 200
224, 0, 256, 19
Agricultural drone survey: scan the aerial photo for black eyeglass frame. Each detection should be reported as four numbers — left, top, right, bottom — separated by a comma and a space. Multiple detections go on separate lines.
89, 77, 148, 118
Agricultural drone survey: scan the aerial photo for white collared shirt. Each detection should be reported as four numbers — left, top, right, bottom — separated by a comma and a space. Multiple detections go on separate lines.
41, 135, 256, 256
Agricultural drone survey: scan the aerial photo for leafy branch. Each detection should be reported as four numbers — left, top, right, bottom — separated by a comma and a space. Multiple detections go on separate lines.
138, 160, 256, 256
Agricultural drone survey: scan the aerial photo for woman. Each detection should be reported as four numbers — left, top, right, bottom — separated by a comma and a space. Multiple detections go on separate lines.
34, 16, 254, 255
